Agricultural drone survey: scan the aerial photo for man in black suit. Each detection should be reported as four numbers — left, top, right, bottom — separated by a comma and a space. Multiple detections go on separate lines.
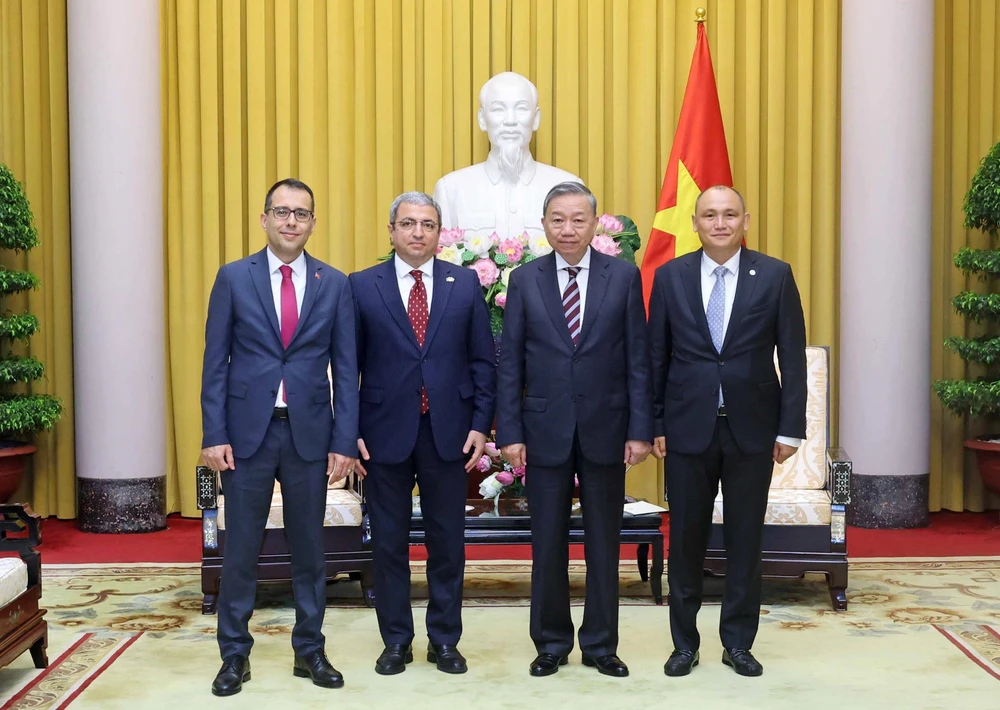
496, 181, 653, 679
350, 191, 496, 676
648, 185, 807, 678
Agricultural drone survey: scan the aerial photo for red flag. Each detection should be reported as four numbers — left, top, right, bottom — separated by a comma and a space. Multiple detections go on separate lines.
640, 22, 733, 309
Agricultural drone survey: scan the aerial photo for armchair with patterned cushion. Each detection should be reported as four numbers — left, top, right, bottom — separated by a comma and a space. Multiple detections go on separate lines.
697, 346, 851, 610
0, 504, 47, 670
198, 467, 375, 613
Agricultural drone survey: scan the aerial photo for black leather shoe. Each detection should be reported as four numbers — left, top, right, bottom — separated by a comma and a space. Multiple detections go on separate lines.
529, 653, 568, 677
211, 655, 250, 697
582, 654, 629, 677
664, 649, 699, 676
375, 644, 414, 675
293, 650, 345, 688
722, 648, 763, 677
427, 642, 468, 674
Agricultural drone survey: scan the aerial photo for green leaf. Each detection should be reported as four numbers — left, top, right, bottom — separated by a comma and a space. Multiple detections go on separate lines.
0, 268, 39, 295
0, 314, 39, 342
0, 164, 39, 253
934, 379, 1000, 418
0, 394, 62, 436
964, 140, 1000, 236
0, 356, 44, 384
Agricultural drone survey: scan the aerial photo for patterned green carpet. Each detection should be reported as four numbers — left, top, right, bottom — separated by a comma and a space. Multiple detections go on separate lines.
1, 559, 998, 708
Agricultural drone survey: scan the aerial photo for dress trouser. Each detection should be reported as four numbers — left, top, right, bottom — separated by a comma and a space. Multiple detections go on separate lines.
526, 432, 626, 659
364, 413, 468, 646
218, 416, 328, 659
665, 416, 773, 652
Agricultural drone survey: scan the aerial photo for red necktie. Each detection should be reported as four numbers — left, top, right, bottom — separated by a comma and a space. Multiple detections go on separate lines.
408, 270, 430, 414
279, 265, 298, 403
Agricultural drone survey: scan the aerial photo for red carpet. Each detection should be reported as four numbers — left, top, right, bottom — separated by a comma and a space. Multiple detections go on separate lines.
29, 510, 1000, 564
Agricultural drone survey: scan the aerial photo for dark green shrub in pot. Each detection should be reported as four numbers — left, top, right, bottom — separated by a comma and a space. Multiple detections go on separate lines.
0, 164, 62, 502
934, 140, 1000, 499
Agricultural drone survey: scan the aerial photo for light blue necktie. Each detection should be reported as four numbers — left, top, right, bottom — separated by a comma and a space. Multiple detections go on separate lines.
707, 265, 727, 407
706, 265, 728, 353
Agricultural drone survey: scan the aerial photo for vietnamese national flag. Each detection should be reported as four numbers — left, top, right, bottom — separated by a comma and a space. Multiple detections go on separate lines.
640, 21, 733, 310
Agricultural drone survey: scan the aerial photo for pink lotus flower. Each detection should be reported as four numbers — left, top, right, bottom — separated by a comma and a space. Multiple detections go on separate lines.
485, 442, 500, 457
495, 293, 507, 309
592, 234, 622, 257
495, 470, 515, 486
471, 258, 500, 287
476, 455, 492, 473
439, 227, 464, 247
489, 231, 501, 246
512, 465, 526, 477
598, 214, 624, 234
497, 237, 523, 263
574, 475, 580, 487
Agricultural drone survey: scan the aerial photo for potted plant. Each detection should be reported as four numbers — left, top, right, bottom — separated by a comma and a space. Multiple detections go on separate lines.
934, 139, 1000, 498
0, 164, 63, 502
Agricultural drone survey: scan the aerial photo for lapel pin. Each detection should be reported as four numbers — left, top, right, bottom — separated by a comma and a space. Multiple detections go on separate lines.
749, 269, 756, 276
446, 276, 455, 282
314, 271, 321, 279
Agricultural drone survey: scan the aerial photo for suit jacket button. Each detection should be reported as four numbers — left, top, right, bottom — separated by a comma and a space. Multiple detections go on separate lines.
422, 357, 428, 363
573, 357, 579, 363
719, 361, 725, 366
271, 390, 277, 396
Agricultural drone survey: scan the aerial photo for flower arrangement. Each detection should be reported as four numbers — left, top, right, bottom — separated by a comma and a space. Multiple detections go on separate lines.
475, 441, 527, 500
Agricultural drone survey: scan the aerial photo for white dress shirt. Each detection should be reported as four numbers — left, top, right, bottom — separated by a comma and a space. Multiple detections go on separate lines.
701, 250, 801, 449
555, 247, 592, 328
395, 254, 434, 313
267, 248, 306, 408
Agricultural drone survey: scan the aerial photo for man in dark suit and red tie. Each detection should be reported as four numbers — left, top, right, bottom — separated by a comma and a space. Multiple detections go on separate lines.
648, 185, 807, 678
200, 178, 359, 696
350, 191, 496, 676
495, 181, 653, 679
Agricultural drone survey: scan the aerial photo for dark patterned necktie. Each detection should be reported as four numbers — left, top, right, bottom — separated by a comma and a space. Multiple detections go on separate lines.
408, 270, 430, 413
563, 266, 582, 344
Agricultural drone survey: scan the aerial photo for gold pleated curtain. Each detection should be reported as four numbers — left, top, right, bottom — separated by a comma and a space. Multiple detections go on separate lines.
931, 0, 1000, 512
0, 0, 75, 519
161, 0, 840, 516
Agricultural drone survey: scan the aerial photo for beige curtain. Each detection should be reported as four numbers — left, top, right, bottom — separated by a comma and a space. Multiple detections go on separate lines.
161, 0, 841, 516
0, 0, 75, 518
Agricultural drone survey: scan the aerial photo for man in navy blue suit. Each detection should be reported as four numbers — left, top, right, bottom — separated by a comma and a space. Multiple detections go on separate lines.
200, 178, 359, 696
496, 182, 653, 679
648, 186, 806, 679
350, 191, 496, 676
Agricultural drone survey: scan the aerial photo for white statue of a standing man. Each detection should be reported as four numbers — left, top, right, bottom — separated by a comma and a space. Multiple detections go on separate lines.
433, 72, 583, 240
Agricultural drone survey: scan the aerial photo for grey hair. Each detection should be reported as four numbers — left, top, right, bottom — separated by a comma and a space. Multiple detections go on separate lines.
479, 72, 539, 108
542, 181, 596, 217
389, 191, 442, 225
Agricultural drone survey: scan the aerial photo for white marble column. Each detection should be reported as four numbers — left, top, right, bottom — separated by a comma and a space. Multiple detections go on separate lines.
68, 0, 165, 531
841, 0, 934, 527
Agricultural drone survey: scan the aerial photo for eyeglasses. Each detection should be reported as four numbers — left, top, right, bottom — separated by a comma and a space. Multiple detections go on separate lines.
268, 206, 314, 222
392, 219, 439, 232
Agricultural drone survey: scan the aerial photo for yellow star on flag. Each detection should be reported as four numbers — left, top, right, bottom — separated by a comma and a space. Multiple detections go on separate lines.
651, 160, 703, 259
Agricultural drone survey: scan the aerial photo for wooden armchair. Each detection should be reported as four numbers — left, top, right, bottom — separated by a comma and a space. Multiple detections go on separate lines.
693, 346, 851, 610
197, 466, 375, 614
0, 504, 48, 670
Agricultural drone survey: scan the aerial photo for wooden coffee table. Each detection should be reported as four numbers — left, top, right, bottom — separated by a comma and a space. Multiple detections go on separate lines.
410, 497, 664, 604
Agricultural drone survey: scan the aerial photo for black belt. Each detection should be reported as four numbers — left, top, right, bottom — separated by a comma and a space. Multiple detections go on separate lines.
272, 407, 289, 419
717, 405, 727, 417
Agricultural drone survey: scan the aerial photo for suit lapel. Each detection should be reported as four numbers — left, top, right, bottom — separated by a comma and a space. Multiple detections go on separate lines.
683, 250, 715, 350
721, 247, 759, 354
375, 259, 422, 352
537, 254, 576, 352
250, 248, 282, 343
287, 252, 321, 348
421, 258, 453, 352
577, 251, 609, 348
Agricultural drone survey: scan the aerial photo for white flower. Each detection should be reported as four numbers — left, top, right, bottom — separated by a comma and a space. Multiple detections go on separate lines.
528, 234, 553, 257
464, 233, 494, 258
500, 265, 519, 288
479, 473, 504, 499
438, 245, 464, 265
